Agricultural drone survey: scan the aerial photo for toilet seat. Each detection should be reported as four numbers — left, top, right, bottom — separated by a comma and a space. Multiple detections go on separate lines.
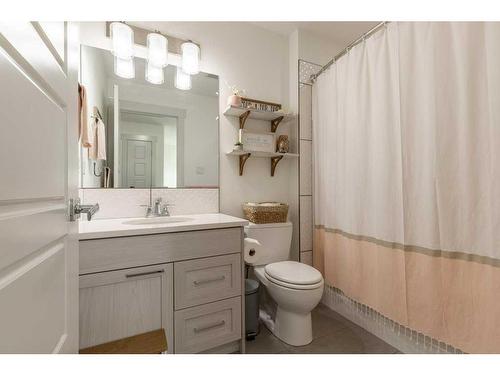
264, 261, 323, 290
265, 273, 323, 290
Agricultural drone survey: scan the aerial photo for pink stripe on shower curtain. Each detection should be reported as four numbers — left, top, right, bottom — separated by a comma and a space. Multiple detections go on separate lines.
312, 22, 500, 353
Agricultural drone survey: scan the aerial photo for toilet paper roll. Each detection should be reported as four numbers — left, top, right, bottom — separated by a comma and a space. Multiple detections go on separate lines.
244, 238, 262, 265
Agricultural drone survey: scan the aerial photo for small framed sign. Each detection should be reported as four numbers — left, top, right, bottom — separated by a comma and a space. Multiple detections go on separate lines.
240, 97, 281, 112
242, 131, 276, 153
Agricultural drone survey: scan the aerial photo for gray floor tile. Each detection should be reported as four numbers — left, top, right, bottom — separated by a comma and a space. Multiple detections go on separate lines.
245, 304, 398, 354
245, 325, 291, 354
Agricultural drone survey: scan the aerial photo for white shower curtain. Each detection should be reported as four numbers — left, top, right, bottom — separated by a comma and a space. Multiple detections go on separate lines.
313, 22, 500, 353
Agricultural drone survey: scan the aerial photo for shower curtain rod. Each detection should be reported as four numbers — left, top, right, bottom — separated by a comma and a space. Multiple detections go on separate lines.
310, 21, 390, 82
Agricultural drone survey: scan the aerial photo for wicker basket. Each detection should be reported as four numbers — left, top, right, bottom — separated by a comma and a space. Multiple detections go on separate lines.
242, 202, 289, 224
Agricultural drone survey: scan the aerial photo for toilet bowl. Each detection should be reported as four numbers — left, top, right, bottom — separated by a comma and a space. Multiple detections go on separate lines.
254, 262, 324, 346
244, 222, 324, 346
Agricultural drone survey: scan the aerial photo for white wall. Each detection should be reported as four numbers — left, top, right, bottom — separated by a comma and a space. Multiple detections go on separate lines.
80, 45, 107, 188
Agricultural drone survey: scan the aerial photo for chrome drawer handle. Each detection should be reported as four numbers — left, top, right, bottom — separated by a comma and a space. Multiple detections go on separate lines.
125, 270, 164, 278
193, 275, 226, 286
193, 320, 226, 333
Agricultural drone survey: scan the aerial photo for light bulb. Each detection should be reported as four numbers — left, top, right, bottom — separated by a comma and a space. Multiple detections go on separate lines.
147, 33, 168, 67
175, 66, 192, 90
146, 63, 164, 85
110, 22, 134, 60
181, 41, 200, 75
114, 56, 135, 79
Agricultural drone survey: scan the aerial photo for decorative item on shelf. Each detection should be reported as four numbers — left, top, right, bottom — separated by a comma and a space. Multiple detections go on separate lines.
242, 202, 289, 224
276, 135, 289, 153
225, 82, 246, 107
233, 128, 245, 151
241, 131, 275, 153
240, 97, 281, 112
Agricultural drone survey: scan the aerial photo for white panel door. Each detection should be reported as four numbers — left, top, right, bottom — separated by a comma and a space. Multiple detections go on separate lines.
123, 139, 153, 188
0, 22, 79, 353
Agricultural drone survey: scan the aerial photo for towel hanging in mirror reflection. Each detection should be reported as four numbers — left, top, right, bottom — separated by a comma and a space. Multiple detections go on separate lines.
88, 117, 107, 161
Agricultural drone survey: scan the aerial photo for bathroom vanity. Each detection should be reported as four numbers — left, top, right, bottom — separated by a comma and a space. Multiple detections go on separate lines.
78, 214, 248, 354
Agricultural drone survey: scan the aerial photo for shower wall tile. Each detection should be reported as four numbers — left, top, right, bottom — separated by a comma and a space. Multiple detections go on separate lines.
300, 195, 313, 251
80, 188, 219, 219
300, 140, 312, 195
299, 84, 312, 140
300, 250, 313, 266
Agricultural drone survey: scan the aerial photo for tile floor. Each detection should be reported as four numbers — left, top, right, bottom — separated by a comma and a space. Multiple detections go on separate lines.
246, 304, 400, 354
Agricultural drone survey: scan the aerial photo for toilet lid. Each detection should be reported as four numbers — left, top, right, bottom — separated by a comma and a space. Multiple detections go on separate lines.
264, 261, 323, 285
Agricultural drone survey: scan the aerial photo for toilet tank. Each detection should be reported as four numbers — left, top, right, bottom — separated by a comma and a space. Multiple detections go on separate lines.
244, 222, 292, 266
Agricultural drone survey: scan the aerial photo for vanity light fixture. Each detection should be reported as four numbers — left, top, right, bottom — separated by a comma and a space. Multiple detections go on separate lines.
114, 56, 135, 79
181, 41, 200, 75
146, 63, 164, 85
147, 32, 168, 68
110, 22, 134, 60
175, 66, 192, 90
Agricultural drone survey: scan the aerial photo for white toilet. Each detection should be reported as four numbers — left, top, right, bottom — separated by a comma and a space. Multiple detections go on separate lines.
245, 222, 324, 346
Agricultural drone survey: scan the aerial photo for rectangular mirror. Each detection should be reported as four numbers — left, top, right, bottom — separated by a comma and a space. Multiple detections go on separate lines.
80, 45, 219, 189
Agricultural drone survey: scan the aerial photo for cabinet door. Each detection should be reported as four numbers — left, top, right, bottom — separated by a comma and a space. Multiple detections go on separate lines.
79, 263, 173, 351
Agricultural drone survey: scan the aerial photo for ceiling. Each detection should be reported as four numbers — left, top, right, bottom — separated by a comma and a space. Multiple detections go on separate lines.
251, 22, 381, 46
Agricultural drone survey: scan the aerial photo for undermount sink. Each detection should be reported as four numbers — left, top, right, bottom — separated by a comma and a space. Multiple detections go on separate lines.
123, 217, 194, 225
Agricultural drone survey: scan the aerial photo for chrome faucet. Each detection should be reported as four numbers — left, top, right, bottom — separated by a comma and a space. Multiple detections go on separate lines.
69, 198, 99, 221
143, 198, 173, 217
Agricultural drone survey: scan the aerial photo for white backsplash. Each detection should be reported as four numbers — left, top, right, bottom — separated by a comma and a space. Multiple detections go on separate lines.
80, 188, 219, 219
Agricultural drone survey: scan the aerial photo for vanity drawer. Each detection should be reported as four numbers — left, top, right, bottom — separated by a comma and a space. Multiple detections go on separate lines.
79, 227, 242, 274
174, 254, 241, 309
174, 297, 241, 353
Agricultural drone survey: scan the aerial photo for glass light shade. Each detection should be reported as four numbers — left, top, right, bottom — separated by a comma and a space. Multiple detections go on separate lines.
110, 22, 134, 59
181, 41, 200, 75
147, 33, 168, 67
175, 66, 192, 90
114, 56, 135, 79
145, 63, 164, 85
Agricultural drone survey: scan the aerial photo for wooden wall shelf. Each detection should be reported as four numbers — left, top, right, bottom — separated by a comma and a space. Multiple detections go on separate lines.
223, 105, 294, 132
227, 150, 299, 176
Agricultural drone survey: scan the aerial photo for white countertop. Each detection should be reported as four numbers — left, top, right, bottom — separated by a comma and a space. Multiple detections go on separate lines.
78, 213, 248, 240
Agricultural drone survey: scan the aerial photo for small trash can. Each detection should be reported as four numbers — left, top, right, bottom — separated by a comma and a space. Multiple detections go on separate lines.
245, 278, 260, 340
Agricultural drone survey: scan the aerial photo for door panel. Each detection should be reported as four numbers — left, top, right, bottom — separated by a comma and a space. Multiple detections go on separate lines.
0, 22, 67, 99
0, 201, 66, 271
0, 49, 65, 200
0, 22, 78, 353
125, 139, 152, 188
0, 242, 66, 353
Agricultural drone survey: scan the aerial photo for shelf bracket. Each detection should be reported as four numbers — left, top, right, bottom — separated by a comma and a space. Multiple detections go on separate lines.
270, 116, 284, 132
239, 153, 251, 176
239, 110, 251, 129
270, 155, 284, 177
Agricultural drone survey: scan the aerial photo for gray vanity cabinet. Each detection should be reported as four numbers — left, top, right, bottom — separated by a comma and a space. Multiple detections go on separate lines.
78, 227, 244, 354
